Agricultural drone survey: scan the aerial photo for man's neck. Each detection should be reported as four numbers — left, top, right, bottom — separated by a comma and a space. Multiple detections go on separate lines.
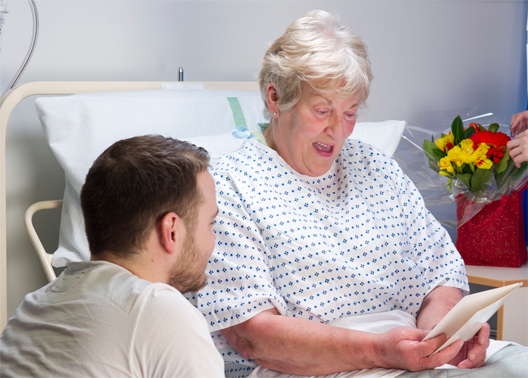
91, 250, 167, 285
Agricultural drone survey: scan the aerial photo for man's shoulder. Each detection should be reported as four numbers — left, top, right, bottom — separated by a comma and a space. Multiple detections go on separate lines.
136, 283, 203, 320
55, 262, 188, 313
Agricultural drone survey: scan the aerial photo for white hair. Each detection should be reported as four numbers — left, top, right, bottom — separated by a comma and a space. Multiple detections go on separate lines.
259, 10, 373, 119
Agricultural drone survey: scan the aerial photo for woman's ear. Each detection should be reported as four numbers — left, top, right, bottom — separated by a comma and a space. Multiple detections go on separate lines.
266, 82, 279, 118
159, 212, 185, 255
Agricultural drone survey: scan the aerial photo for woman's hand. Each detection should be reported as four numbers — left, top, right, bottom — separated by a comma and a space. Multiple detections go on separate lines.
372, 327, 464, 371
447, 323, 490, 369
507, 129, 528, 168
510, 110, 528, 137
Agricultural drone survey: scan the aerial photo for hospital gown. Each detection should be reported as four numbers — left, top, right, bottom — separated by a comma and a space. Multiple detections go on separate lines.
192, 137, 469, 377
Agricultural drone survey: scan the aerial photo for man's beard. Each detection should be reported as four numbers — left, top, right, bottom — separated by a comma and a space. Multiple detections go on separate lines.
168, 232, 208, 293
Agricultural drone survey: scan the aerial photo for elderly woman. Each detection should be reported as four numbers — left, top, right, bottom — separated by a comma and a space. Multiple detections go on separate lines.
193, 10, 526, 378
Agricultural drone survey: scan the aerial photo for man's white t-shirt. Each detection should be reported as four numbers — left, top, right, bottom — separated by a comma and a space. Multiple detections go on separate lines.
0, 261, 224, 377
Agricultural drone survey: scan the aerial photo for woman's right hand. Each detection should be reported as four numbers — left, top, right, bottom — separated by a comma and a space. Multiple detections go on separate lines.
373, 327, 464, 371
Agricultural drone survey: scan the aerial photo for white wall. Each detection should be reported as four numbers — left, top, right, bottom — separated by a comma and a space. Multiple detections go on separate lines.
2, 0, 527, 317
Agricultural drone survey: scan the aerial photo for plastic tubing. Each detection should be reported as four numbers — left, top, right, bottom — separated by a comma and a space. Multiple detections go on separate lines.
0, 0, 7, 87
3, 0, 39, 95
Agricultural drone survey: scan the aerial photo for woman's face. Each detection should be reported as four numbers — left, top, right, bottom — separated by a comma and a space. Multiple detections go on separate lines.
267, 82, 360, 177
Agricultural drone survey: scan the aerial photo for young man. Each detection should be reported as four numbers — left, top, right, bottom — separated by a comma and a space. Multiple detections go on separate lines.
0, 135, 223, 377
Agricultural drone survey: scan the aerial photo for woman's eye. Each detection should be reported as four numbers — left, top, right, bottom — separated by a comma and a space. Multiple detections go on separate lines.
315, 109, 329, 116
345, 113, 356, 120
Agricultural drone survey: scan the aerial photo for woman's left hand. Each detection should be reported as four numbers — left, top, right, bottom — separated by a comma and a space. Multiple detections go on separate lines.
416, 286, 490, 369
447, 323, 490, 369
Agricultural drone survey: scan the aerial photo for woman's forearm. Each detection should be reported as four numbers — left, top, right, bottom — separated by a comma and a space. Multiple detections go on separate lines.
220, 308, 378, 375
416, 286, 463, 331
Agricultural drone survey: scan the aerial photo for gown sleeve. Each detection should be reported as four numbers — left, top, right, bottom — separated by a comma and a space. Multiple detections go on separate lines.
196, 167, 288, 332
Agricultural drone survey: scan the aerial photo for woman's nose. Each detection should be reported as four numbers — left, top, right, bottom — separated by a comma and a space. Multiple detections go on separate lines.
327, 114, 347, 140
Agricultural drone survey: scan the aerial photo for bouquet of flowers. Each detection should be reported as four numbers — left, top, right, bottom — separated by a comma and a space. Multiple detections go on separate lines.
423, 115, 528, 203
423, 115, 528, 267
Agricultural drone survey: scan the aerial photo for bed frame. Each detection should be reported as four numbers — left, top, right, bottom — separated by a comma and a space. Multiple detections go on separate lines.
0, 81, 259, 330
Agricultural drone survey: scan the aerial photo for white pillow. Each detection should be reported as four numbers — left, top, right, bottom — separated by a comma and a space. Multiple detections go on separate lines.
36, 89, 406, 266
36, 89, 266, 266
350, 120, 407, 157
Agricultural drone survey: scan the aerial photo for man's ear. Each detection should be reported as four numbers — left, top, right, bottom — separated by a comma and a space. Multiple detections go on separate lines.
160, 212, 185, 255
266, 82, 280, 117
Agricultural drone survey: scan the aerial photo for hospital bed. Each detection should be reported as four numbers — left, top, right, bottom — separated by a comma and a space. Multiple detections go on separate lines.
0, 81, 407, 330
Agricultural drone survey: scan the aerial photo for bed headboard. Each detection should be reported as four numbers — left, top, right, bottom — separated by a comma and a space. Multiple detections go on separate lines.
0, 81, 259, 330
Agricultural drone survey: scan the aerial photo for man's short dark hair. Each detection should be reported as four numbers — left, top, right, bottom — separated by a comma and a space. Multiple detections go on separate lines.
80, 135, 210, 257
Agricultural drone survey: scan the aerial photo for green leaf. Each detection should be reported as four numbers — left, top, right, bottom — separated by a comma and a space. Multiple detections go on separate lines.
478, 124, 486, 132
513, 161, 528, 182
451, 115, 464, 144
428, 159, 440, 173
489, 123, 500, 133
495, 158, 528, 194
423, 139, 446, 161
495, 158, 515, 192
470, 168, 493, 193
463, 126, 476, 139
495, 151, 509, 174
456, 173, 472, 188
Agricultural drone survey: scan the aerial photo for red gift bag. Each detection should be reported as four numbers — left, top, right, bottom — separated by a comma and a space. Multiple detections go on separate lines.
456, 191, 528, 267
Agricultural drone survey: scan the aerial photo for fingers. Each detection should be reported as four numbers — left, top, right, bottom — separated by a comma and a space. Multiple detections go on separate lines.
415, 335, 463, 371
428, 338, 465, 368
478, 323, 491, 346
420, 332, 448, 357
507, 144, 523, 168
507, 131, 528, 168
382, 329, 450, 371
511, 114, 521, 136
511, 111, 528, 136
457, 342, 486, 368
458, 324, 490, 369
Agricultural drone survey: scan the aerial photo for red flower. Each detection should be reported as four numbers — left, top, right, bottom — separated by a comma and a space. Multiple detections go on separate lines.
469, 130, 510, 164
469, 122, 480, 131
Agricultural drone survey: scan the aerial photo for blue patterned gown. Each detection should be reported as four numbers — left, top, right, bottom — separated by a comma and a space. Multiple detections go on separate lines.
188, 137, 468, 377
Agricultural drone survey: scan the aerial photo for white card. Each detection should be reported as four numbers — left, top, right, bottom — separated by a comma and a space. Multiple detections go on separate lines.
423, 282, 522, 354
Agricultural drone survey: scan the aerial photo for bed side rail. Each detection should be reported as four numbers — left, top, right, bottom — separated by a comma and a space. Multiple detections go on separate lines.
24, 200, 63, 282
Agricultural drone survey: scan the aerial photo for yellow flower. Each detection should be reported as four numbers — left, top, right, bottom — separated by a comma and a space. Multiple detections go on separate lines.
475, 158, 493, 169
435, 133, 455, 152
460, 139, 474, 153
447, 145, 473, 167
439, 157, 454, 173
473, 143, 492, 169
